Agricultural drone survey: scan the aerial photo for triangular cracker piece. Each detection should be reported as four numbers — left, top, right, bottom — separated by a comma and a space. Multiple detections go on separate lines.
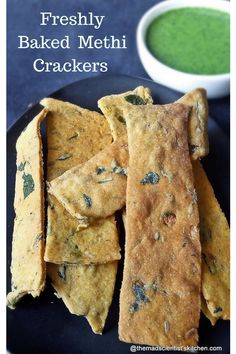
193, 160, 230, 321
7, 109, 47, 309
48, 137, 128, 223
47, 261, 118, 334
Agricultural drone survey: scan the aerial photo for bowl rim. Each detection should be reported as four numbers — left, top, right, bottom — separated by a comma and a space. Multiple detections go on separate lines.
136, 0, 230, 81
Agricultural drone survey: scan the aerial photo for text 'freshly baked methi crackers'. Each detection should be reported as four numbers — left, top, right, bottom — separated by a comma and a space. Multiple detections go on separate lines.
7, 109, 47, 309
119, 104, 201, 346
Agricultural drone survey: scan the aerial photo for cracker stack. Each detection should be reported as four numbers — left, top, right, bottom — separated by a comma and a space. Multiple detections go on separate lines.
7, 86, 230, 346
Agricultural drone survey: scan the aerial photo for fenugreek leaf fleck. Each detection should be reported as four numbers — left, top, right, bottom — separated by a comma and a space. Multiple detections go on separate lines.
22, 173, 35, 199
125, 95, 145, 105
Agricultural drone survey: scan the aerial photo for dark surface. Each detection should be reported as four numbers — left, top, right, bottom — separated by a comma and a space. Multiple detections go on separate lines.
7, 0, 230, 136
7, 75, 230, 354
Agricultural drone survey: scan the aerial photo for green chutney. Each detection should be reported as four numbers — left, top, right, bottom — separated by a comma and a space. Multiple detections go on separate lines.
146, 7, 230, 75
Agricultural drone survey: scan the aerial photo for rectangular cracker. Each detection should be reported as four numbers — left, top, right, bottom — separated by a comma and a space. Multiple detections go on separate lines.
178, 88, 209, 160
48, 137, 128, 224
98, 86, 153, 140
192, 160, 230, 320
119, 104, 201, 346
47, 261, 118, 334
7, 109, 47, 309
41, 97, 119, 333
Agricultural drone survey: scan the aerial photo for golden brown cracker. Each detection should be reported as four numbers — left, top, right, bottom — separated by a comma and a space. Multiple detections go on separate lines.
7, 109, 47, 309
47, 261, 118, 334
45, 196, 120, 265
119, 104, 201, 346
48, 137, 128, 223
41, 97, 112, 181
98, 86, 153, 141
192, 160, 230, 320
178, 88, 209, 160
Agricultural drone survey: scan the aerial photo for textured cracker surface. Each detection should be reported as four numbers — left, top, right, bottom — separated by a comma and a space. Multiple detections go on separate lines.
98, 86, 153, 141
119, 104, 201, 346
47, 261, 118, 334
41, 97, 119, 333
45, 197, 120, 265
7, 109, 47, 309
193, 160, 230, 320
178, 88, 209, 160
49, 137, 128, 222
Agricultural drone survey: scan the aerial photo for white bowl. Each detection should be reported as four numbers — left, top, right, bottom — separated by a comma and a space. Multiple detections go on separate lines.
137, 0, 230, 99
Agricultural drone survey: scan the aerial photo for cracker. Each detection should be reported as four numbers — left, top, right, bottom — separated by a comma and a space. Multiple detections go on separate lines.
98, 86, 153, 141
119, 104, 201, 346
48, 137, 128, 223
41, 97, 119, 333
178, 88, 209, 160
47, 261, 118, 334
7, 109, 47, 309
48, 89, 209, 223
192, 160, 230, 320
45, 196, 120, 265
41, 97, 113, 181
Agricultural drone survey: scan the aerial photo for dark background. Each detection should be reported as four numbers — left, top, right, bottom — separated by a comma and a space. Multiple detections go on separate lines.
7, 0, 229, 135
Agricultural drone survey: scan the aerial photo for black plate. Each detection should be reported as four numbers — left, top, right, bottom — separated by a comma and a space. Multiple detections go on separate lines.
7, 75, 230, 354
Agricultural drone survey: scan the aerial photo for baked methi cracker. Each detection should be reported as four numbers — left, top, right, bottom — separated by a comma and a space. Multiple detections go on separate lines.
98, 86, 153, 140
41, 97, 112, 181
48, 137, 128, 223
47, 261, 118, 334
45, 196, 120, 265
119, 104, 201, 346
7, 109, 47, 309
178, 88, 209, 160
42, 97, 119, 333
192, 160, 230, 320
